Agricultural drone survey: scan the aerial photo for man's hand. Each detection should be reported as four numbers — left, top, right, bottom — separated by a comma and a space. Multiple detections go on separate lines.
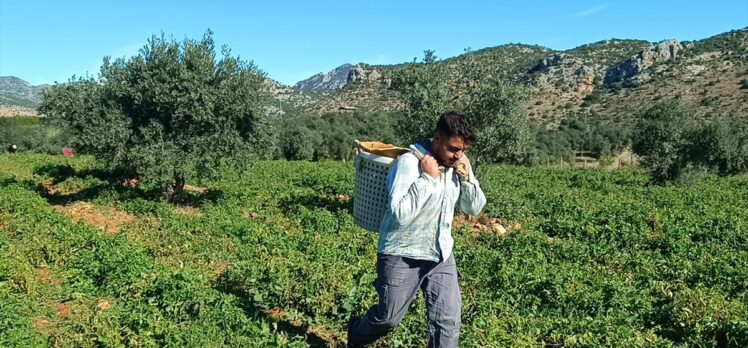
454, 156, 471, 181
421, 155, 440, 179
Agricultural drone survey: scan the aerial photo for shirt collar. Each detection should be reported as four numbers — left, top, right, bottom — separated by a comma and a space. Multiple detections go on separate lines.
410, 138, 433, 157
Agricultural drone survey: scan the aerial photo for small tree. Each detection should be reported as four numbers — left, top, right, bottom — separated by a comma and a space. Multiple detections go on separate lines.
40, 31, 269, 201
688, 117, 748, 176
632, 100, 695, 183
392, 49, 534, 165
391, 52, 456, 145
464, 79, 533, 165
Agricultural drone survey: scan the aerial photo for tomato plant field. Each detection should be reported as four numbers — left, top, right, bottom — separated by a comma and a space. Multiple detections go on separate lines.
1, 154, 746, 347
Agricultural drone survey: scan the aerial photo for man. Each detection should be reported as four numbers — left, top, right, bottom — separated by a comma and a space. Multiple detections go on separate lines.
8, 144, 18, 153
348, 111, 487, 347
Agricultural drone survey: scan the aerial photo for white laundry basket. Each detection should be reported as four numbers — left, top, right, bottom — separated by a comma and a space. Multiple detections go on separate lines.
353, 150, 395, 232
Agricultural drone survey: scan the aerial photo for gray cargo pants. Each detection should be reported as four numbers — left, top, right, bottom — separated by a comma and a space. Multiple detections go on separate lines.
348, 253, 462, 347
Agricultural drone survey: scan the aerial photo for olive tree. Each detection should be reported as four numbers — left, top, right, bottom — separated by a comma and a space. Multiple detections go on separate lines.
391, 52, 457, 145
392, 49, 533, 165
39, 31, 269, 201
632, 100, 695, 183
688, 116, 748, 176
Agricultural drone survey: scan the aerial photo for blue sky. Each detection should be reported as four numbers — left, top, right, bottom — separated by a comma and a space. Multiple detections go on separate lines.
1, 0, 746, 86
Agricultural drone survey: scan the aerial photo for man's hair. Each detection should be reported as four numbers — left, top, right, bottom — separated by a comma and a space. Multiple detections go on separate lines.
434, 111, 476, 144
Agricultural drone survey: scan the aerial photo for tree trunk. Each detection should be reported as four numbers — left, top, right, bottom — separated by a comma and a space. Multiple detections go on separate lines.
167, 173, 186, 203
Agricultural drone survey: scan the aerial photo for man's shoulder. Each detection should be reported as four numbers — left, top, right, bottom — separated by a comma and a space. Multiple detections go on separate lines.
398, 151, 418, 161
388, 152, 420, 181
394, 152, 419, 168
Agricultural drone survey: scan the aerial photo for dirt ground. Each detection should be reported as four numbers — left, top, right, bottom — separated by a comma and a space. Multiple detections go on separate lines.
54, 202, 136, 235
0, 106, 38, 117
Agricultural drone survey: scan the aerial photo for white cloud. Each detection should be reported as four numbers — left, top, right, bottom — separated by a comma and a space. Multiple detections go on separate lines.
568, 5, 605, 18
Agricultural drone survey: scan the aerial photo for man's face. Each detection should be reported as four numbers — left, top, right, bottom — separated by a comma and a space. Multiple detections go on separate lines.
432, 134, 469, 167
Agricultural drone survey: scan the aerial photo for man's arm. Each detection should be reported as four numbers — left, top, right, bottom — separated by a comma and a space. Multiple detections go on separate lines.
456, 158, 486, 216
387, 154, 438, 225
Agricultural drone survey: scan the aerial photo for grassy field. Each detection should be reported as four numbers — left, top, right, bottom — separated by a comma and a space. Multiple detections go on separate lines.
1, 154, 747, 347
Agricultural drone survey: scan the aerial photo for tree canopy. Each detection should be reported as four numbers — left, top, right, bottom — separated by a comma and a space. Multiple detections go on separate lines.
39, 31, 270, 201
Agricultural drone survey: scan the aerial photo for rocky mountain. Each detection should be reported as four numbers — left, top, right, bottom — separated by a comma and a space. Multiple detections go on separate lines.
4, 28, 746, 121
603, 40, 686, 84
0, 76, 47, 109
0, 74, 317, 118
293, 64, 355, 91
295, 28, 747, 122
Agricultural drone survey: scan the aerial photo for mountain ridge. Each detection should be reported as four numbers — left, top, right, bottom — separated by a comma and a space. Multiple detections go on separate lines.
2, 28, 746, 121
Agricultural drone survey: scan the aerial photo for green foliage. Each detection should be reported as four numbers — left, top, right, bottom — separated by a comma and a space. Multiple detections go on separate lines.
278, 111, 402, 161
39, 31, 270, 201
685, 29, 748, 61
566, 39, 651, 66
464, 79, 534, 164
633, 100, 748, 183
70, 234, 154, 296
0, 291, 46, 347
391, 55, 457, 145
0, 117, 71, 154
536, 113, 632, 161
632, 100, 696, 183
2, 154, 748, 346
688, 117, 748, 176
580, 90, 603, 107
392, 49, 535, 165
598, 155, 615, 167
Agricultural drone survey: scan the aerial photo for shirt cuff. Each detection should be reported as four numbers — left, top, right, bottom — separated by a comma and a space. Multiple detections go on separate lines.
460, 177, 476, 186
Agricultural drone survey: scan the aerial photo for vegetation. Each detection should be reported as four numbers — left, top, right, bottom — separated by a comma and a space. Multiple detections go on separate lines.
392, 50, 535, 165
6, 29, 748, 346
689, 117, 748, 176
684, 29, 748, 60
1, 154, 747, 346
277, 111, 403, 161
38, 31, 270, 202
374, 44, 551, 82
0, 117, 70, 154
633, 99, 748, 183
390, 54, 458, 144
565, 39, 651, 66
535, 113, 632, 162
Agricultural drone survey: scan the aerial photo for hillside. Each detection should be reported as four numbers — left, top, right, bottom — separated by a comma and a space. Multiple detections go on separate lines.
0, 75, 320, 118
0, 76, 48, 115
263, 78, 321, 116
293, 28, 748, 122
4, 28, 746, 121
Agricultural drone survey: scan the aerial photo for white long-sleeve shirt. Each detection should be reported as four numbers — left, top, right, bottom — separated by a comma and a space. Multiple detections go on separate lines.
377, 139, 486, 262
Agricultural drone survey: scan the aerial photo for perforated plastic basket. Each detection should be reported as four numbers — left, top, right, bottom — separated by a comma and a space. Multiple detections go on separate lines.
353, 150, 396, 232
